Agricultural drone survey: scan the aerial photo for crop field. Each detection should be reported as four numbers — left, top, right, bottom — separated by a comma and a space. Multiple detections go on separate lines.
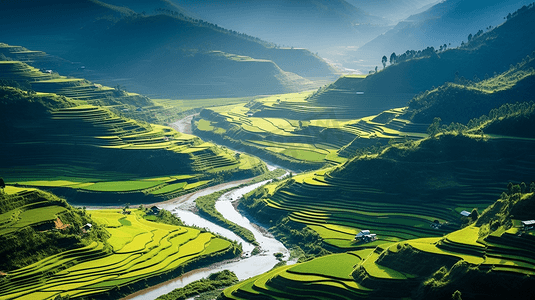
1, 43, 259, 126
223, 218, 535, 299
1, 57, 266, 200
244, 135, 535, 250
193, 87, 429, 169
0, 189, 67, 235
0, 207, 236, 300
222, 250, 373, 299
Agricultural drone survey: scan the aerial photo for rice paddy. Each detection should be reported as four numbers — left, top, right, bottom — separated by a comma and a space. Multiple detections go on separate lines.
222, 218, 535, 299
243, 134, 535, 250
0, 187, 237, 300
194, 88, 428, 170
0, 53, 266, 200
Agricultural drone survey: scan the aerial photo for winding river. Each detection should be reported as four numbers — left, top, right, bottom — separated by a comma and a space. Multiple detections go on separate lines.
122, 117, 293, 300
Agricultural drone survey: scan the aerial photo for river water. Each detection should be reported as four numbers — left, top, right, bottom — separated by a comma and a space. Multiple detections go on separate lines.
124, 166, 292, 299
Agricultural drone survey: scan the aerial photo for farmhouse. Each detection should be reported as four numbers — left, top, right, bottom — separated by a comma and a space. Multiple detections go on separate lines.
460, 210, 471, 217
82, 223, 92, 233
521, 220, 535, 230
354, 230, 377, 243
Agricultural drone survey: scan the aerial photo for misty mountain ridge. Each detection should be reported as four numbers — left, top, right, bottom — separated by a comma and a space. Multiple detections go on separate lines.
0, 0, 336, 98
345, 0, 534, 71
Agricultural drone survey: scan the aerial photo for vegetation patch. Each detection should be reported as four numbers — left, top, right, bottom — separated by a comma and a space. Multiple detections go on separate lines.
156, 270, 238, 300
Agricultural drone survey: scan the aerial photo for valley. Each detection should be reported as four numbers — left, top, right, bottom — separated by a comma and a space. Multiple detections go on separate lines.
1, 1, 535, 300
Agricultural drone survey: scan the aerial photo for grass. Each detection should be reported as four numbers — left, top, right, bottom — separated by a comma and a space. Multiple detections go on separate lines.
81, 180, 164, 192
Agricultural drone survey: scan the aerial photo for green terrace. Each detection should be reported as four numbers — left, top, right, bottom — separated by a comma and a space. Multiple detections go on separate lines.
1, 88, 264, 201
242, 134, 535, 249
194, 90, 428, 170
222, 204, 535, 299
222, 250, 374, 300
0, 187, 237, 300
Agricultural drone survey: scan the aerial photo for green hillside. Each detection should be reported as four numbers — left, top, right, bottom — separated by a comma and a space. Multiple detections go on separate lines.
239, 129, 535, 251
0, 81, 265, 203
0, 187, 239, 300
223, 185, 535, 299
194, 91, 428, 170
348, 3, 535, 96
0, 186, 108, 271
301, 4, 535, 121
407, 54, 535, 124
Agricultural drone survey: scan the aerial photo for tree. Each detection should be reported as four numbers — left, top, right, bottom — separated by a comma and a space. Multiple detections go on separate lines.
530, 182, 535, 193
507, 182, 513, 193
470, 208, 479, 220
427, 117, 442, 136
520, 182, 527, 193
452, 290, 462, 300
511, 184, 521, 195
0, 177, 5, 191
389, 52, 397, 65
123, 203, 130, 213
375, 66, 378, 73
467, 33, 473, 41
382, 56, 387, 68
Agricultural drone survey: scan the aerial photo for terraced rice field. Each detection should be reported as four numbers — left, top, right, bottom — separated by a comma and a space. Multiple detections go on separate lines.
195, 91, 428, 169
222, 250, 373, 299
0, 56, 265, 197
251, 135, 535, 249
222, 221, 535, 299
0, 209, 236, 300
0, 186, 65, 235
2, 103, 253, 197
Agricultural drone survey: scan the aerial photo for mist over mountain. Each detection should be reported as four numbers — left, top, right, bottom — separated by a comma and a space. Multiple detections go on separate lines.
345, 0, 533, 71
102, 0, 193, 17
169, 0, 394, 60
345, 0, 439, 22
0, 0, 336, 98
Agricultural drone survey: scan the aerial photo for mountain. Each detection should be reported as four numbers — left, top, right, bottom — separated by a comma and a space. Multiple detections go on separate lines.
345, 0, 439, 22
102, 0, 193, 16
0, 0, 133, 55
341, 3, 535, 100
347, 0, 534, 71
230, 4, 535, 121
169, 0, 390, 56
0, 0, 336, 98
